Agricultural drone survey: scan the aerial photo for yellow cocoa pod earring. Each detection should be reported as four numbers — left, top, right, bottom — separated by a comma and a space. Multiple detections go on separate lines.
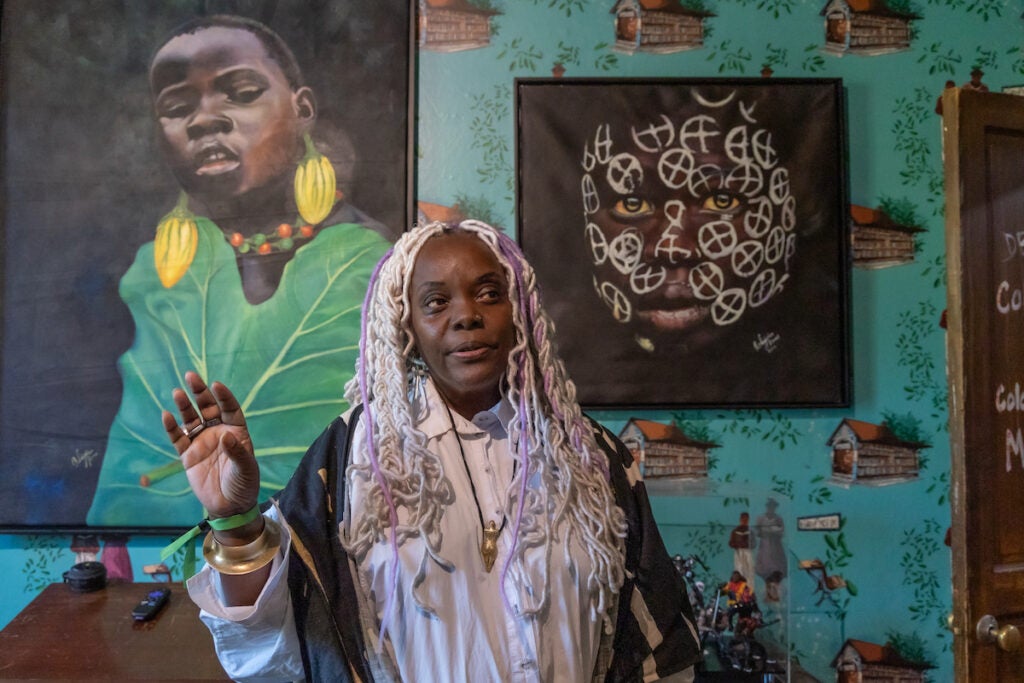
153, 190, 199, 288
293, 133, 337, 226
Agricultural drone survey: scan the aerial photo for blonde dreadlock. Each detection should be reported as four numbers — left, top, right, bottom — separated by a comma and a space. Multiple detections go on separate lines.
341, 220, 627, 639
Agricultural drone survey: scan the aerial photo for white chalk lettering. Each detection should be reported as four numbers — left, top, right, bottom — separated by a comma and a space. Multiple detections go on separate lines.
1007, 427, 1024, 472
996, 281, 1024, 314
995, 383, 1024, 412
1004, 232, 1024, 261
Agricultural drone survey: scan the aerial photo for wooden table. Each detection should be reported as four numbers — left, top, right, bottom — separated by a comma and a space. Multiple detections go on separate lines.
0, 581, 230, 681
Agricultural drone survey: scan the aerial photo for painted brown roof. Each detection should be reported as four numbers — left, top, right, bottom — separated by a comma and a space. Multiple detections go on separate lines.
833, 639, 933, 670
417, 201, 465, 224
821, 0, 919, 18
614, 0, 715, 17
847, 419, 893, 440
850, 204, 923, 233
424, 0, 499, 15
831, 418, 929, 449
623, 418, 719, 448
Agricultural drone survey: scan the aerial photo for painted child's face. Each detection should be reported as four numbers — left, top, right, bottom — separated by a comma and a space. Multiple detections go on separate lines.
580, 92, 797, 351
149, 27, 312, 203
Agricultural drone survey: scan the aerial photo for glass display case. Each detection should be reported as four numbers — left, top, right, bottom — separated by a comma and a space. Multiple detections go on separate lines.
649, 479, 844, 682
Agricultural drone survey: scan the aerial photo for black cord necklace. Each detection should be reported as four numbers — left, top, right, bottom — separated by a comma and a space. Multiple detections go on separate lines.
442, 401, 508, 572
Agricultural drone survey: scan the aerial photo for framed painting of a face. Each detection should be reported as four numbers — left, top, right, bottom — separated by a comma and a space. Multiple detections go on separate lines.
516, 78, 850, 408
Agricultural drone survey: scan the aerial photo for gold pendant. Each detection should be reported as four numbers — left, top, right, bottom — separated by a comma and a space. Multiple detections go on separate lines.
481, 520, 500, 572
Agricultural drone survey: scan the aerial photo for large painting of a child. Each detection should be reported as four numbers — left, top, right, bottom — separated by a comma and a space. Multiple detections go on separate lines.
0, 2, 411, 528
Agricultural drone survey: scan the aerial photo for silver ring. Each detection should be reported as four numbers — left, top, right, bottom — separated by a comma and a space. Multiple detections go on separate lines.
184, 417, 222, 440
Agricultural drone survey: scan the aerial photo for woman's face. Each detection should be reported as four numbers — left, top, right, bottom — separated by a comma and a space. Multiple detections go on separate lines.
149, 26, 313, 204
580, 93, 797, 351
408, 232, 516, 418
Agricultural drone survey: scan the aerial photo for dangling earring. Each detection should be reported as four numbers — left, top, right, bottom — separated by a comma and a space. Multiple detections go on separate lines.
153, 190, 198, 288
408, 354, 430, 378
293, 133, 337, 226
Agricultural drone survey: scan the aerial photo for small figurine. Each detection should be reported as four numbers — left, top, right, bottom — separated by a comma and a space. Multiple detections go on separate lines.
962, 67, 989, 93
755, 498, 787, 602
728, 511, 756, 592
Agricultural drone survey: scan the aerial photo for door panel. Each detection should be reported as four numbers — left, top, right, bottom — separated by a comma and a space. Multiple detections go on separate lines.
944, 87, 1024, 680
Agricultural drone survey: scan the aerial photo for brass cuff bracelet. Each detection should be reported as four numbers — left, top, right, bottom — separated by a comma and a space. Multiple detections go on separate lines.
202, 516, 282, 576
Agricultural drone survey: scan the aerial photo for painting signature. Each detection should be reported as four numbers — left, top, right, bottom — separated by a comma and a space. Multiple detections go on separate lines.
71, 448, 99, 468
753, 331, 781, 354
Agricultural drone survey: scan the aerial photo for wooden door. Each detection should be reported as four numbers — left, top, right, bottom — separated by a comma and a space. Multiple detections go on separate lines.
945, 87, 1024, 680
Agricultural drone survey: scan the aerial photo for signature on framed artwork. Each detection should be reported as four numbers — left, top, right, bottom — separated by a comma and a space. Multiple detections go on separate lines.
516, 78, 851, 408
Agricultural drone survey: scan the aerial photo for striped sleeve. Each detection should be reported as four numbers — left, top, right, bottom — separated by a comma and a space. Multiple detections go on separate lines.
589, 418, 703, 682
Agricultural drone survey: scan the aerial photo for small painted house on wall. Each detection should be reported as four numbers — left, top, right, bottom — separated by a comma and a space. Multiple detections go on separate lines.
821, 0, 918, 56
611, 0, 714, 55
618, 418, 717, 479
850, 204, 923, 269
827, 419, 927, 486
418, 0, 498, 53
831, 639, 932, 682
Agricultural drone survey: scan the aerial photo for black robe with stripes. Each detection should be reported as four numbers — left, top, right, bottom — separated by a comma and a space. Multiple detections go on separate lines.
272, 408, 701, 682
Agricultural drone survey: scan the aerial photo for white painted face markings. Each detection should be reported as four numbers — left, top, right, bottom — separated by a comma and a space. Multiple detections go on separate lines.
585, 222, 608, 265
690, 262, 724, 301
631, 263, 668, 295
606, 154, 644, 194
631, 115, 675, 153
608, 228, 643, 274
751, 129, 778, 169
726, 162, 764, 198
712, 288, 747, 326
698, 220, 738, 259
679, 114, 720, 154
655, 200, 700, 264
768, 167, 791, 205
744, 196, 774, 239
687, 164, 724, 198
581, 174, 600, 214
594, 276, 632, 323
579, 90, 797, 333
732, 240, 765, 278
658, 148, 696, 189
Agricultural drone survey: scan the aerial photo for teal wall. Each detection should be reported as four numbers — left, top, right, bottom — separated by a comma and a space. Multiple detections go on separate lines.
2, 2, 1021, 680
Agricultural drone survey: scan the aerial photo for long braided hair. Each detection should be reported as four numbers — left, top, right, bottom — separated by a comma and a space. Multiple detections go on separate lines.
341, 220, 626, 640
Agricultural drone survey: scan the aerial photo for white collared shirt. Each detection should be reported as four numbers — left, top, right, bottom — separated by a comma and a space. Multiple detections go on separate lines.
345, 379, 603, 682
188, 379, 604, 683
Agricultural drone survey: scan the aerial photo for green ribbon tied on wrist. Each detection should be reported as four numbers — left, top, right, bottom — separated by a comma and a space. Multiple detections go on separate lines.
160, 505, 262, 579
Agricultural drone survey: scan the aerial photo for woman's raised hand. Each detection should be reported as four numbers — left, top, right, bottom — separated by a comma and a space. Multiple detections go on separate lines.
162, 371, 260, 520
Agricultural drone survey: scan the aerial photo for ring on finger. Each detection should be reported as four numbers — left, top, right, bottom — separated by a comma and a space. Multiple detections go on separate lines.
184, 417, 223, 440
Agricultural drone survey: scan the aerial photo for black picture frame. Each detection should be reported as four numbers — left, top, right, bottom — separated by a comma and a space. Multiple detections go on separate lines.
516, 77, 851, 409
0, 0, 416, 532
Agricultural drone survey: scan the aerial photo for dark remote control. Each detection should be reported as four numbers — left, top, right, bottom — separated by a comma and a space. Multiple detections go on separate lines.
131, 586, 171, 621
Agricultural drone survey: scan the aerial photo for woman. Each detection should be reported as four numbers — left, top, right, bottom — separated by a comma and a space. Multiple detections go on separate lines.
165, 221, 700, 681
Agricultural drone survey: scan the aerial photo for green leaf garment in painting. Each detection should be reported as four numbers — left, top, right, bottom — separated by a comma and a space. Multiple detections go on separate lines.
87, 220, 390, 527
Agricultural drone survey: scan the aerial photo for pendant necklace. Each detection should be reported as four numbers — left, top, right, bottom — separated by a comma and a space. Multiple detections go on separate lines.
442, 402, 509, 573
